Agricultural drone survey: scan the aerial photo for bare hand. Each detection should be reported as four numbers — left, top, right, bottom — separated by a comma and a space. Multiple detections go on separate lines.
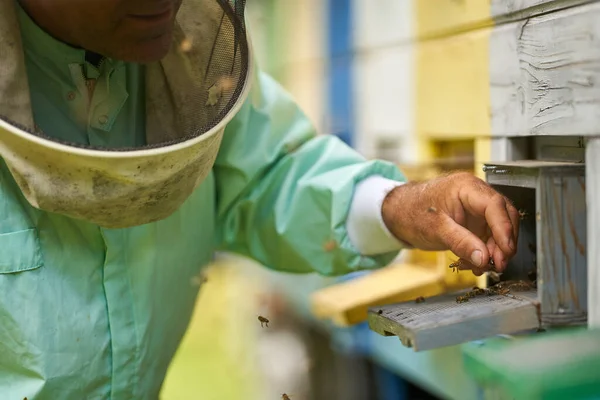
382, 172, 520, 276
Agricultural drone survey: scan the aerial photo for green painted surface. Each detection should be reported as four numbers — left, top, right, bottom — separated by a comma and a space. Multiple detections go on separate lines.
462, 328, 600, 400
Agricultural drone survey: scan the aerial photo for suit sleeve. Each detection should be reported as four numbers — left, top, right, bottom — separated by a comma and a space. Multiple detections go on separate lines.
213, 67, 408, 276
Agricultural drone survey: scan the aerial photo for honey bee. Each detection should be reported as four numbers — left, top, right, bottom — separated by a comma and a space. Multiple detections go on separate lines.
449, 259, 464, 273
258, 315, 270, 328
415, 296, 425, 303
518, 209, 529, 220
282, 394, 292, 400
456, 295, 469, 303
377, 309, 383, 315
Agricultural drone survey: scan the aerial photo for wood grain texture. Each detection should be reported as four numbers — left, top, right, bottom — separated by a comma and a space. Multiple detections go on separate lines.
368, 289, 540, 351
538, 168, 587, 325
491, 0, 596, 22
490, 3, 600, 137
586, 139, 600, 328
486, 161, 587, 325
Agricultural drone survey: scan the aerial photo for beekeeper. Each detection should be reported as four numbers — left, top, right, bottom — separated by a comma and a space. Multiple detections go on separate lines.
0, 0, 520, 398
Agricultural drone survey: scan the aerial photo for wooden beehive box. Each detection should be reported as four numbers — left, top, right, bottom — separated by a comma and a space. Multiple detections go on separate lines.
368, 160, 588, 351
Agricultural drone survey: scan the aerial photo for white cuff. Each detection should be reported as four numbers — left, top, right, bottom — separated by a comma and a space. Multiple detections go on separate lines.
346, 175, 406, 256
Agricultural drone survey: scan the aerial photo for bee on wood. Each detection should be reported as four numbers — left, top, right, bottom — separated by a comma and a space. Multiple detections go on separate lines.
456, 295, 469, 303
258, 315, 270, 328
506, 280, 534, 292
415, 296, 425, 303
518, 209, 529, 220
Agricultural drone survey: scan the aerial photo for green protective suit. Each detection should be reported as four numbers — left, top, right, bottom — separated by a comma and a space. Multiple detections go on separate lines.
0, 2, 406, 399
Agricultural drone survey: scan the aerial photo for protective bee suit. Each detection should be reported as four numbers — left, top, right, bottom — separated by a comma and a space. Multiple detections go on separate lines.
0, 0, 406, 398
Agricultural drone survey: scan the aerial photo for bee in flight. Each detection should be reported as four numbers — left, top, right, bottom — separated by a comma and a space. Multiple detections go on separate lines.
258, 315, 270, 328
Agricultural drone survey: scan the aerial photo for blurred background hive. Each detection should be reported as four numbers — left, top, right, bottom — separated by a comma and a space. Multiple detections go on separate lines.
162, 0, 600, 399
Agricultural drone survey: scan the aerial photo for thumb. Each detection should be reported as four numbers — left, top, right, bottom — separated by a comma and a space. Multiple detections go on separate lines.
437, 219, 489, 268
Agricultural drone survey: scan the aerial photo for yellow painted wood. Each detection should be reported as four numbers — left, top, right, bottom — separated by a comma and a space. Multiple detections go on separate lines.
415, 0, 492, 39
311, 263, 445, 326
416, 27, 492, 141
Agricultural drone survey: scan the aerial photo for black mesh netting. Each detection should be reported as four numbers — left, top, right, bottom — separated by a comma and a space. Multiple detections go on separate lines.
2, 0, 249, 152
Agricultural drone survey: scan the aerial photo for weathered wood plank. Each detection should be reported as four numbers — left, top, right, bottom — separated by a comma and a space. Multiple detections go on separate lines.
416, 0, 594, 41
368, 289, 540, 351
538, 169, 587, 325
490, 3, 600, 137
585, 139, 600, 328
484, 161, 587, 326
491, 0, 597, 23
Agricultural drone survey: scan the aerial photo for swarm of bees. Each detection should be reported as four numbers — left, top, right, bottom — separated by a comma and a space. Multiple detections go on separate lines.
455, 279, 536, 303
456, 295, 469, 303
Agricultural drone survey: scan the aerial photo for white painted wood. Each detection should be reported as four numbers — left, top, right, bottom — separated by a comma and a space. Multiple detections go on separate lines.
586, 138, 600, 328
352, 0, 413, 50
351, 0, 415, 163
491, 0, 596, 20
246, 0, 329, 134
353, 45, 416, 163
489, 137, 529, 162
490, 3, 600, 137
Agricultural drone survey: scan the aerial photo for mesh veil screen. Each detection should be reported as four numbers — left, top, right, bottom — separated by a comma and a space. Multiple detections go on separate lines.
2, 0, 249, 152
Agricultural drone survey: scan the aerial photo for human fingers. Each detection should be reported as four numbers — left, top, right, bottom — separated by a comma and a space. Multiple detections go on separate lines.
487, 237, 509, 272
505, 199, 520, 248
459, 184, 516, 256
437, 215, 490, 269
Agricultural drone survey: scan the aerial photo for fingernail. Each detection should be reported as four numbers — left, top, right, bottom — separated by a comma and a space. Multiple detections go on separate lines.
471, 250, 483, 267
508, 238, 515, 250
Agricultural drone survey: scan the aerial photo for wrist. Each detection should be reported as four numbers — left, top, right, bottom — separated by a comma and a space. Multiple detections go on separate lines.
382, 181, 421, 247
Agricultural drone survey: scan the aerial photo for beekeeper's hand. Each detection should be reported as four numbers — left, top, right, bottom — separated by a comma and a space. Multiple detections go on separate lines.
382, 171, 519, 276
